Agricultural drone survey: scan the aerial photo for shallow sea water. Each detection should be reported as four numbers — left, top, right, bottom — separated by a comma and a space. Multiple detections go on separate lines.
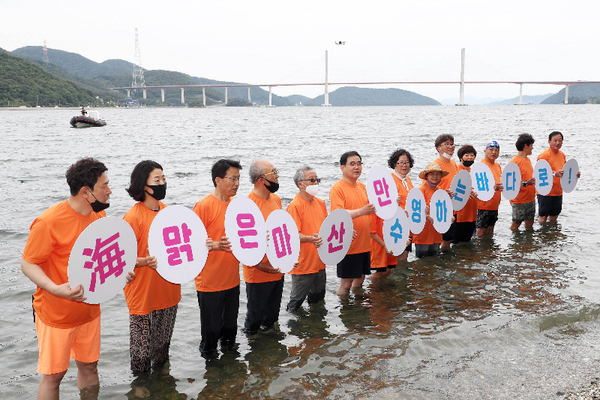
1, 105, 599, 399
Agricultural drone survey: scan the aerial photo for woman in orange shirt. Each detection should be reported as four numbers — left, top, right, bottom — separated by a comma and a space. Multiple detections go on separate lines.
388, 148, 414, 261
123, 160, 181, 373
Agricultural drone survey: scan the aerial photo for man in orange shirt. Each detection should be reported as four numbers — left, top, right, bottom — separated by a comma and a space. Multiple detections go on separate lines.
329, 151, 376, 295
20, 158, 134, 400
510, 134, 536, 230
242, 159, 285, 335
431, 135, 460, 249
537, 131, 580, 224
286, 166, 328, 311
476, 141, 504, 237
194, 159, 243, 357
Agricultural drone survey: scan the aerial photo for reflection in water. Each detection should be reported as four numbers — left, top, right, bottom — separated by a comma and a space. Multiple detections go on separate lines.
197, 350, 248, 398
126, 364, 185, 399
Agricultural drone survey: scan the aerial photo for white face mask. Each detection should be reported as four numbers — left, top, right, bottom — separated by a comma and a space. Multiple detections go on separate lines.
305, 184, 319, 197
441, 152, 452, 160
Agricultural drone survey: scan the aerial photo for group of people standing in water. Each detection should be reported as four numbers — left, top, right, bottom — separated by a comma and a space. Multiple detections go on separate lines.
20, 130, 578, 399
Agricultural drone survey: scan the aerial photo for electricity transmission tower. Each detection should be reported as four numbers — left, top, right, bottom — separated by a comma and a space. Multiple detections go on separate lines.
43, 40, 49, 64
132, 28, 145, 93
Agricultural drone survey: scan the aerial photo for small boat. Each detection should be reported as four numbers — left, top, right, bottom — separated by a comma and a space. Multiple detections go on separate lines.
70, 111, 107, 128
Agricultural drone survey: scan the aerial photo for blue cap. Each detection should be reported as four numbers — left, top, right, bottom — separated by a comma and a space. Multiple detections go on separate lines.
485, 141, 500, 150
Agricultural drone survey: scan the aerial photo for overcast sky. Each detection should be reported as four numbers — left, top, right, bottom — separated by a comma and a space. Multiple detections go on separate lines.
3, 0, 600, 102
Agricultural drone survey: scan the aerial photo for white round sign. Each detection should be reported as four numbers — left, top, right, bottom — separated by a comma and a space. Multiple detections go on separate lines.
383, 207, 410, 255
534, 159, 554, 196
265, 210, 300, 273
561, 159, 579, 193
429, 189, 453, 234
224, 196, 267, 266
449, 170, 472, 212
148, 205, 208, 284
366, 165, 399, 220
405, 187, 426, 235
318, 209, 354, 265
470, 162, 495, 202
68, 217, 137, 304
501, 162, 522, 201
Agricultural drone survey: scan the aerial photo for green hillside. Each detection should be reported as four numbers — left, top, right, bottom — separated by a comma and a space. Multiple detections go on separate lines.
309, 86, 440, 106
541, 84, 600, 104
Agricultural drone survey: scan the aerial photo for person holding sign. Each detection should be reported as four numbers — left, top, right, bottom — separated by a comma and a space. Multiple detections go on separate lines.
536, 131, 580, 224
453, 145, 479, 243
123, 160, 181, 373
21, 158, 134, 399
476, 141, 504, 237
430, 135, 460, 249
412, 162, 449, 257
509, 134, 536, 231
369, 214, 397, 278
242, 160, 285, 335
193, 159, 243, 357
329, 151, 376, 295
388, 148, 414, 261
285, 166, 328, 311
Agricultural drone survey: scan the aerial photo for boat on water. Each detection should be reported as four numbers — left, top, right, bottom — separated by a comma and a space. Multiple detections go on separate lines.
70, 110, 107, 128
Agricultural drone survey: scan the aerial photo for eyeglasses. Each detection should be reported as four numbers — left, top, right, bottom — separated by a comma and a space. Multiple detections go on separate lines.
442, 142, 455, 147
302, 178, 321, 184
396, 161, 410, 166
223, 176, 240, 182
262, 168, 279, 177
344, 161, 363, 167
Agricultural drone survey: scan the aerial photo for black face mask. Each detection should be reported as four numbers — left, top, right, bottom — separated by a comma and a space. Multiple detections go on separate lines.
146, 183, 167, 201
263, 177, 279, 193
462, 160, 475, 167
88, 191, 110, 212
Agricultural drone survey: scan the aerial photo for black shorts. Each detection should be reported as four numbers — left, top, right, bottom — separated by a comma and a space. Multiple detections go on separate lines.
371, 264, 396, 273
337, 252, 371, 279
537, 195, 562, 217
452, 221, 476, 243
442, 219, 457, 241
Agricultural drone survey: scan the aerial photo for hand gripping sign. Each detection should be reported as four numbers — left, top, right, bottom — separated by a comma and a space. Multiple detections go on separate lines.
224, 197, 267, 266
430, 189, 453, 234
534, 159, 553, 196
318, 209, 354, 265
561, 159, 579, 194
148, 205, 209, 284
501, 162, 522, 201
68, 217, 137, 304
383, 206, 410, 255
265, 210, 300, 273
405, 187, 426, 234
470, 162, 495, 202
366, 165, 399, 220
450, 170, 472, 212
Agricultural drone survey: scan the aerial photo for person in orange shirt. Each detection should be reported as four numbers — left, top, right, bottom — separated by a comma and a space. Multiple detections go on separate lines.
413, 162, 449, 258
510, 134, 536, 230
388, 148, 414, 261
537, 131, 580, 224
21, 158, 134, 400
286, 166, 328, 310
369, 213, 397, 278
194, 159, 242, 357
453, 145, 479, 243
242, 159, 285, 335
123, 160, 181, 372
476, 141, 504, 237
329, 151, 376, 295
430, 135, 460, 249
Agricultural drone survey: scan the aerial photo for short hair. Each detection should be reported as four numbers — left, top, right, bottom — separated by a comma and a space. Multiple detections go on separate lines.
340, 151, 361, 165
457, 144, 477, 159
387, 149, 414, 169
66, 158, 108, 196
515, 134, 535, 151
249, 161, 265, 184
126, 160, 163, 202
549, 131, 563, 141
435, 134, 454, 149
211, 159, 242, 187
293, 166, 313, 188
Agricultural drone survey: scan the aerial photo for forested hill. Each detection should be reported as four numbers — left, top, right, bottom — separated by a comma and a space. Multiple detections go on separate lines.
542, 84, 600, 104
292, 87, 441, 106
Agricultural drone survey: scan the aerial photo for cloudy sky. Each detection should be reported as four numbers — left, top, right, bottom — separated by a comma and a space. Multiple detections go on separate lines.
3, 0, 600, 102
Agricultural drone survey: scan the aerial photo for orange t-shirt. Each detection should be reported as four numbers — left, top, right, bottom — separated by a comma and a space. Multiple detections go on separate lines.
286, 194, 328, 275
369, 214, 397, 269
329, 179, 370, 254
193, 194, 240, 292
391, 173, 414, 209
242, 191, 284, 283
412, 184, 442, 245
455, 164, 477, 223
509, 155, 535, 204
537, 148, 567, 196
22, 200, 103, 329
477, 158, 502, 211
123, 202, 181, 315
433, 157, 459, 190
